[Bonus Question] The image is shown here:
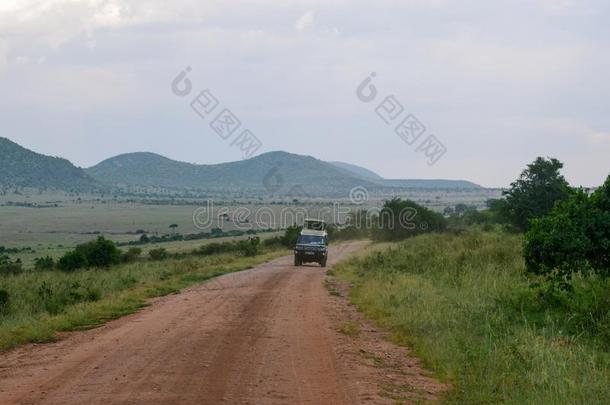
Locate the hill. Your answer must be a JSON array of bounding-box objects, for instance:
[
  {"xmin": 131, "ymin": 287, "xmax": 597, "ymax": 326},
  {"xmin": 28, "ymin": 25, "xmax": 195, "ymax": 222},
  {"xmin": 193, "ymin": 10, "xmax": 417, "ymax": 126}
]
[
  {"xmin": 381, "ymin": 179, "xmax": 481, "ymax": 190},
  {"xmin": 329, "ymin": 161, "xmax": 384, "ymax": 181},
  {"xmin": 86, "ymin": 151, "xmax": 381, "ymax": 196},
  {"xmin": 0, "ymin": 138, "xmax": 102, "ymax": 192}
]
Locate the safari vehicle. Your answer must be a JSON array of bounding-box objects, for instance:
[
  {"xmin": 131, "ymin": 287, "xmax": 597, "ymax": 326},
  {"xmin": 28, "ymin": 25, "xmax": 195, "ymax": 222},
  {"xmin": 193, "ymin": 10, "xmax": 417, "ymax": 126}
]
[{"xmin": 294, "ymin": 219, "xmax": 328, "ymax": 267}]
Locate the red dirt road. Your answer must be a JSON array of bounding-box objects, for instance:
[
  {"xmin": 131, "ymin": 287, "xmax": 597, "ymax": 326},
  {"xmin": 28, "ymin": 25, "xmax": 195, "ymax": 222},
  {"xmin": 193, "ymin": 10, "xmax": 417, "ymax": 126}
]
[{"xmin": 0, "ymin": 243, "xmax": 444, "ymax": 404}]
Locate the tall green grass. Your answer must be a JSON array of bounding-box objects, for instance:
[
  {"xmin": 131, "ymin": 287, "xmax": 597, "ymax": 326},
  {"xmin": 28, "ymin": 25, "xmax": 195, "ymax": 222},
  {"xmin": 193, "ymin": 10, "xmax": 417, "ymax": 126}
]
[
  {"xmin": 0, "ymin": 248, "xmax": 287, "ymax": 351},
  {"xmin": 333, "ymin": 229, "xmax": 610, "ymax": 404}
]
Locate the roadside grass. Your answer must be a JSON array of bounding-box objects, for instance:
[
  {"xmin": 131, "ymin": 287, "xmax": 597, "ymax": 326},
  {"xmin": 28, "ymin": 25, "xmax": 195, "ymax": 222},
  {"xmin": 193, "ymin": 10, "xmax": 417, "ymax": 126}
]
[
  {"xmin": 333, "ymin": 229, "xmax": 610, "ymax": 404},
  {"xmin": 0, "ymin": 247, "xmax": 288, "ymax": 352}
]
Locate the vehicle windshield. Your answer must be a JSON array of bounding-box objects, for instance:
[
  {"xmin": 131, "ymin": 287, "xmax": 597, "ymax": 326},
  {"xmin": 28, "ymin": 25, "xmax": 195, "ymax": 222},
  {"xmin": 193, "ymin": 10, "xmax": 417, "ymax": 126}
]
[{"xmin": 297, "ymin": 235, "xmax": 326, "ymax": 245}]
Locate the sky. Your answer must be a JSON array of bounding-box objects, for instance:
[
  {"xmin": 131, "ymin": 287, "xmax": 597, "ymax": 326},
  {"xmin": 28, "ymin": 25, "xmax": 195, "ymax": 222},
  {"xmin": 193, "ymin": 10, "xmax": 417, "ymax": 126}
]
[{"xmin": 1, "ymin": 0, "xmax": 609, "ymax": 188}]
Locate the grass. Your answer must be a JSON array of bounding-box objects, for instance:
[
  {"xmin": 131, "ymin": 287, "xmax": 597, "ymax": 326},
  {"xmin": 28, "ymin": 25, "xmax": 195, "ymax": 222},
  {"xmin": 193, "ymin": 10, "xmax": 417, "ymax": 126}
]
[
  {"xmin": 338, "ymin": 320, "xmax": 361, "ymax": 338},
  {"xmin": 333, "ymin": 229, "xmax": 610, "ymax": 404},
  {"xmin": 0, "ymin": 247, "xmax": 288, "ymax": 352}
]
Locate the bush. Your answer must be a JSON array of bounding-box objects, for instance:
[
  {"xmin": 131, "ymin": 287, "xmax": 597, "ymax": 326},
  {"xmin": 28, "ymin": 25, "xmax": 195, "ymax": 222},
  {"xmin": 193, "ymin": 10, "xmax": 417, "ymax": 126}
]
[
  {"xmin": 281, "ymin": 225, "xmax": 302, "ymax": 247},
  {"xmin": 524, "ymin": 175, "xmax": 610, "ymax": 287},
  {"xmin": 0, "ymin": 256, "xmax": 23, "ymax": 275},
  {"xmin": 57, "ymin": 251, "xmax": 87, "ymax": 271},
  {"xmin": 195, "ymin": 241, "xmax": 237, "ymax": 255},
  {"xmin": 149, "ymin": 247, "xmax": 168, "ymax": 261},
  {"xmin": 57, "ymin": 236, "xmax": 121, "ymax": 271},
  {"xmin": 0, "ymin": 289, "xmax": 9, "ymax": 315},
  {"xmin": 121, "ymin": 247, "xmax": 142, "ymax": 263},
  {"xmin": 34, "ymin": 256, "xmax": 55, "ymax": 271},
  {"xmin": 238, "ymin": 237, "xmax": 260, "ymax": 257},
  {"xmin": 372, "ymin": 198, "xmax": 446, "ymax": 241}
]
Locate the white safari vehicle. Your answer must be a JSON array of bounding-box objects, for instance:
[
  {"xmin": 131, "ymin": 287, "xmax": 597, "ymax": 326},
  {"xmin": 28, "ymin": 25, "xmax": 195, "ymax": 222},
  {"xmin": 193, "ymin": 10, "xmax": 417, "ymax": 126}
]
[{"xmin": 294, "ymin": 219, "xmax": 328, "ymax": 267}]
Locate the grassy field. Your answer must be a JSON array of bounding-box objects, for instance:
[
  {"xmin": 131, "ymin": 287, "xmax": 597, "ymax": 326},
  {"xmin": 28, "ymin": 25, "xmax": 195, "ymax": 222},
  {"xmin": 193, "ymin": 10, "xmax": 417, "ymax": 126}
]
[
  {"xmin": 0, "ymin": 246, "xmax": 289, "ymax": 352},
  {"xmin": 332, "ymin": 229, "xmax": 610, "ymax": 404},
  {"xmin": 8, "ymin": 231, "xmax": 283, "ymax": 269},
  {"xmin": 0, "ymin": 189, "xmax": 501, "ymax": 249}
]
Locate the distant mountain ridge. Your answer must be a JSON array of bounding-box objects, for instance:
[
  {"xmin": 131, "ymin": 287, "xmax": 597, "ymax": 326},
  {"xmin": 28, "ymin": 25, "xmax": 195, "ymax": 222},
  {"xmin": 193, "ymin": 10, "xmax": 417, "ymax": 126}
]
[
  {"xmin": 0, "ymin": 138, "xmax": 102, "ymax": 191},
  {"xmin": 0, "ymin": 137, "xmax": 482, "ymax": 194},
  {"xmin": 85, "ymin": 151, "xmax": 382, "ymax": 196},
  {"xmin": 329, "ymin": 161, "xmax": 384, "ymax": 181}
]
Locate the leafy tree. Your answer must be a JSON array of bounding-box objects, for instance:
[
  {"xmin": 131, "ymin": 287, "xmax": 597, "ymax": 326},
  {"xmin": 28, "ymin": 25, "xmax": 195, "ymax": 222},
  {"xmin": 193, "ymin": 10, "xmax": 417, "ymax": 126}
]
[
  {"xmin": 58, "ymin": 250, "xmax": 87, "ymax": 271},
  {"xmin": 281, "ymin": 225, "xmax": 302, "ymax": 247},
  {"xmin": 524, "ymin": 175, "xmax": 610, "ymax": 288},
  {"xmin": 169, "ymin": 224, "xmax": 178, "ymax": 234},
  {"xmin": 57, "ymin": 236, "xmax": 121, "ymax": 271},
  {"xmin": 373, "ymin": 198, "xmax": 446, "ymax": 241},
  {"xmin": 503, "ymin": 157, "xmax": 572, "ymax": 231}
]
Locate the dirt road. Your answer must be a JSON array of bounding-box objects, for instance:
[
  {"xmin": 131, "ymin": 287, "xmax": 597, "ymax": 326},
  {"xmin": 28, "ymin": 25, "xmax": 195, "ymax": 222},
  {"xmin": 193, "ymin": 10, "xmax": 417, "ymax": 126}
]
[{"xmin": 0, "ymin": 243, "xmax": 444, "ymax": 404}]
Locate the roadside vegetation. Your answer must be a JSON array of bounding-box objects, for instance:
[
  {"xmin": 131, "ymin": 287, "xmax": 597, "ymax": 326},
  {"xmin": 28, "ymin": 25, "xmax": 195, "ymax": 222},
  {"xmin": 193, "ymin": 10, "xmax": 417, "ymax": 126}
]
[
  {"xmin": 333, "ymin": 230, "xmax": 609, "ymax": 403},
  {"xmin": 330, "ymin": 157, "xmax": 609, "ymax": 403}
]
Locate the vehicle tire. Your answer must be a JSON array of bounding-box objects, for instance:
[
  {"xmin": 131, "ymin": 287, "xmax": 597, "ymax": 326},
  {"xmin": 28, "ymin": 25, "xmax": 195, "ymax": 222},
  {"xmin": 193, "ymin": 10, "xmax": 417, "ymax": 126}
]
[
  {"xmin": 321, "ymin": 258, "xmax": 327, "ymax": 268},
  {"xmin": 294, "ymin": 256, "xmax": 301, "ymax": 266}
]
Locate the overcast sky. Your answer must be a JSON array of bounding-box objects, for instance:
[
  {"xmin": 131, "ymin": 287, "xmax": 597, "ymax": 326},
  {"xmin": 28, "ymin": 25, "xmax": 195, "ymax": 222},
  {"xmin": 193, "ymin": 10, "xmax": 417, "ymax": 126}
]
[{"xmin": 1, "ymin": 0, "xmax": 609, "ymax": 187}]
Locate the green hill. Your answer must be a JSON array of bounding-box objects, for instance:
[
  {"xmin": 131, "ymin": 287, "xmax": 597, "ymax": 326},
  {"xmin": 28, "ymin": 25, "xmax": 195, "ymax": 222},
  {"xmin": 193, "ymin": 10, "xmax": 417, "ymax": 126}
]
[
  {"xmin": 381, "ymin": 179, "xmax": 481, "ymax": 189},
  {"xmin": 329, "ymin": 161, "xmax": 384, "ymax": 181},
  {"xmin": 0, "ymin": 138, "xmax": 102, "ymax": 192},
  {"xmin": 86, "ymin": 151, "xmax": 381, "ymax": 196}
]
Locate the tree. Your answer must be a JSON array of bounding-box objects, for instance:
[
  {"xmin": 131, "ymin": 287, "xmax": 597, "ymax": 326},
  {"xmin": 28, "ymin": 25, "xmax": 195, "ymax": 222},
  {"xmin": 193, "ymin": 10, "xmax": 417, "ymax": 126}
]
[
  {"xmin": 281, "ymin": 225, "xmax": 302, "ymax": 247},
  {"xmin": 169, "ymin": 224, "xmax": 178, "ymax": 234},
  {"xmin": 57, "ymin": 236, "xmax": 121, "ymax": 271},
  {"xmin": 373, "ymin": 198, "xmax": 446, "ymax": 241},
  {"xmin": 503, "ymin": 157, "xmax": 572, "ymax": 232},
  {"xmin": 524, "ymin": 175, "xmax": 610, "ymax": 287},
  {"xmin": 58, "ymin": 250, "xmax": 87, "ymax": 271}
]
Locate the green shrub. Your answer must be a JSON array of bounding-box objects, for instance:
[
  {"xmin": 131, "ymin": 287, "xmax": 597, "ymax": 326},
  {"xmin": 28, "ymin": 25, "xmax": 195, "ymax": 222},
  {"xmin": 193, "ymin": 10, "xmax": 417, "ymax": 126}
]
[
  {"xmin": 121, "ymin": 247, "xmax": 142, "ymax": 263},
  {"xmin": 238, "ymin": 237, "xmax": 260, "ymax": 257},
  {"xmin": 34, "ymin": 256, "xmax": 55, "ymax": 271},
  {"xmin": 149, "ymin": 247, "xmax": 168, "ymax": 261},
  {"xmin": 195, "ymin": 241, "xmax": 237, "ymax": 255},
  {"xmin": 524, "ymin": 175, "xmax": 610, "ymax": 288},
  {"xmin": 372, "ymin": 198, "xmax": 446, "ymax": 241},
  {"xmin": 57, "ymin": 250, "xmax": 87, "ymax": 271},
  {"xmin": 0, "ymin": 290, "xmax": 9, "ymax": 315},
  {"xmin": 0, "ymin": 256, "xmax": 23, "ymax": 275},
  {"xmin": 57, "ymin": 236, "xmax": 121, "ymax": 271}
]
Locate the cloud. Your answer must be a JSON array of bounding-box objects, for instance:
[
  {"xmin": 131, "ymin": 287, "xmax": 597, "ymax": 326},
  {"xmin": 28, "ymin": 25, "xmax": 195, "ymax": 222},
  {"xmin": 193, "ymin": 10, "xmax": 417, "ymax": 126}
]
[
  {"xmin": 0, "ymin": 0, "xmax": 608, "ymax": 187},
  {"xmin": 295, "ymin": 10, "xmax": 315, "ymax": 31},
  {"xmin": 587, "ymin": 132, "xmax": 610, "ymax": 144}
]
